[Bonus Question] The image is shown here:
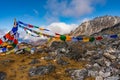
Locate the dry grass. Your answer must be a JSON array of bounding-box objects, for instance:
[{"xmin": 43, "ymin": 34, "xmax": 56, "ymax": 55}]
[{"xmin": 0, "ymin": 52, "xmax": 89, "ymax": 80}]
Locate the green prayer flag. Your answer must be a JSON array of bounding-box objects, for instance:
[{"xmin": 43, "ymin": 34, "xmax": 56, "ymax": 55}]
[
  {"xmin": 89, "ymin": 37, "xmax": 95, "ymax": 42},
  {"xmin": 34, "ymin": 26, "xmax": 39, "ymax": 28},
  {"xmin": 12, "ymin": 43, "xmax": 16, "ymax": 48},
  {"xmin": 60, "ymin": 35, "xmax": 66, "ymax": 41}
]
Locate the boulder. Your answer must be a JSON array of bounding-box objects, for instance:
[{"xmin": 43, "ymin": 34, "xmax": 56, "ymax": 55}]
[
  {"xmin": 29, "ymin": 64, "xmax": 56, "ymax": 76},
  {"xmin": 0, "ymin": 72, "xmax": 6, "ymax": 80}
]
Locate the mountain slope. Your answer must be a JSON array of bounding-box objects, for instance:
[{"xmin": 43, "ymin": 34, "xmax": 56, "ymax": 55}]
[{"xmin": 70, "ymin": 15, "xmax": 120, "ymax": 36}]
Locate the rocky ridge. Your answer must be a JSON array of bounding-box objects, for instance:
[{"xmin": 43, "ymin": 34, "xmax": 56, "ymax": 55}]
[{"xmin": 70, "ymin": 15, "xmax": 120, "ymax": 36}]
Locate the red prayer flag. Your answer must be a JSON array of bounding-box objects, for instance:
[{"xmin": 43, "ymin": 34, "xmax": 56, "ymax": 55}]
[
  {"xmin": 24, "ymin": 27, "xmax": 27, "ymax": 30},
  {"xmin": 28, "ymin": 24, "xmax": 34, "ymax": 28},
  {"xmin": 0, "ymin": 39, "xmax": 3, "ymax": 45},
  {"xmin": 5, "ymin": 33, "xmax": 14, "ymax": 41},
  {"xmin": 96, "ymin": 36, "xmax": 103, "ymax": 40},
  {"xmin": 13, "ymin": 39, "xmax": 18, "ymax": 44},
  {"xmin": 55, "ymin": 33, "xmax": 60, "ymax": 35}
]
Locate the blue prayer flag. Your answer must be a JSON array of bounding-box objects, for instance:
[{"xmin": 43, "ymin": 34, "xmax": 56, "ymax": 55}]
[
  {"xmin": 110, "ymin": 34, "xmax": 118, "ymax": 38},
  {"xmin": 76, "ymin": 37, "xmax": 83, "ymax": 41},
  {"xmin": 2, "ymin": 48, "xmax": 7, "ymax": 52}
]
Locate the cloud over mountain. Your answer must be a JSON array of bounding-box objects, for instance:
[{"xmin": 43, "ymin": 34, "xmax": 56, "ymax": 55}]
[{"xmin": 45, "ymin": 0, "xmax": 105, "ymax": 18}]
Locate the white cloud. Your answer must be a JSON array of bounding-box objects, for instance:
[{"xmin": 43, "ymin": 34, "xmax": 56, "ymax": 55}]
[
  {"xmin": 45, "ymin": 0, "xmax": 105, "ymax": 18},
  {"xmin": 47, "ymin": 22, "xmax": 78, "ymax": 34}
]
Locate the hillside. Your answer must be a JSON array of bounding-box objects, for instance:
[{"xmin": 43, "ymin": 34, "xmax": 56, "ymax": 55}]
[{"xmin": 0, "ymin": 15, "xmax": 120, "ymax": 80}]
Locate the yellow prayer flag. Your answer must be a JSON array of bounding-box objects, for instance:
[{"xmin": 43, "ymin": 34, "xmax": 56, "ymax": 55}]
[
  {"xmin": 83, "ymin": 37, "xmax": 89, "ymax": 42},
  {"xmin": 1, "ymin": 42, "xmax": 8, "ymax": 47},
  {"xmin": 54, "ymin": 35, "xmax": 60, "ymax": 40},
  {"xmin": 39, "ymin": 28, "xmax": 44, "ymax": 30},
  {"xmin": 66, "ymin": 36, "xmax": 72, "ymax": 41},
  {"xmin": 7, "ymin": 45, "xmax": 13, "ymax": 48},
  {"xmin": 39, "ymin": 32, "xmax": 42, "ymax": 36},
  {"xmin": 47, "ymin": 38, "xmax": 52, "ymax": 43}
]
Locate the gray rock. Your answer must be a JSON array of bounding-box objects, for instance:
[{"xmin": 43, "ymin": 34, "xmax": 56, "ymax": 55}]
[
  {"xmin": 71, "ymin": 69, "xmax": 88, "ymax": 80},
  {"xmin": 48, "ymin": 52, "xmax": 57, "ymax": 56},
  {"xmin": 56, "ymin": 48, "xmax": 68, "ymax": 54},
  {"xmin": 104, "ymin": 61, "xmax": 111, "ymax": 67},
  {"xmin": 50, "ymin": 41, "xmax": 68, "ymax": 50},
  {"xmin": 36, "ymin": 48, "xmax": 44, "ymax": 53},
  {"xmin": 0, "ymin": 72, "xmax": 6, "ymax": 80},
  {"xmin": 85, "ymin": 50, "xmax": 96, "ymax": 56},
  {"xmin": 44, "ymin": 56, "xmax": 54, "ymax": 61},
  {"xmin": 65, "ymin": 52, "xmax": 83, "ymax": 61},
  {"xmin": 91, "ymin": 54, "xmax": 102, "ymax": 60},
  {"xmin": 15, "ymin": 49, "xmax": 25, "ymax": 54},
  {"xmin": 88, "ymin": 70, "xmax": 99, "ymax": 77},
  {"xmin": 104, "ymin": 76, "xmax": 120, "ymax": 80},
  {"xmin": 95, "ymin": 76, "xmax": 103, "ymax": 80},
  {"xmin": 99, "ymin": 71, "xmax": 111, "ymax": 78},
  {"xmin": 93, "ymin": 63, "xmax": 101, "ymax": 68},
  {"xmin": 103, "ymin": 53, "xmax": 116, "ymax": 60},
  {"xmin": 55, "ymin": 53, "xmax": 64, "ymax": 60},
  {"xmin": 95, "ymin": 58, "xmax": 106, "ymax": 67},
  {"xmin": 29, "ymin": 64, "xmax": 56, "ymax": 76},
  {"xmin": 65, "ymin": 68, "xmax": 77, "ymax": 76},
  {"xmin": 57, "ymin": 58, "xmax": 69, "ymax": 65}
]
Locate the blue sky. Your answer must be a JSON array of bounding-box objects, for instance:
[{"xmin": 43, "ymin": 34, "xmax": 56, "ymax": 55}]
[{"xmin": 0, "ymin": 0, "xmax": 120, "ymax": 38}]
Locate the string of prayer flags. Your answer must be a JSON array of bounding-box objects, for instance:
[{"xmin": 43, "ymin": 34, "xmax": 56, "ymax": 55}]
[
  {"xmin": 18, "ymin": 21, "xmax": 27, "ymax": 26},
  {"xmin": 19, "ymin": 25, "xmax": 53, "ymax": 38},
  {"xmin": 18, "ymin": 21, "xmax": 50, "ymax": 32},
  {"xmin": 25, "ymin": 30, "xmax": 39, "ymax": 37},
  {"xmin": 18, "ymin": 21, "xmax": 120, "ymax": 44},
  {"xmin": 0, "ymin": 19, "xmax": 19, "ymax": 53}
]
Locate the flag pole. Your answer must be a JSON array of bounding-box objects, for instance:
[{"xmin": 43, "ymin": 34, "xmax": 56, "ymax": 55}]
[{"xmin": 14, "ymin": 18, "xmax": 16, "ymax": 27}]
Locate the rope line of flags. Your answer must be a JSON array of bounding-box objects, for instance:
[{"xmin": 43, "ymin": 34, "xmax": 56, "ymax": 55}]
[
  {"xmin": 0, "ymin": 19, "xmax": 120, "ymax": 53},
  {"xmin": 18, "ymin": 21, "xmax": 120, "ymax": 42}
]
